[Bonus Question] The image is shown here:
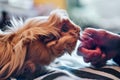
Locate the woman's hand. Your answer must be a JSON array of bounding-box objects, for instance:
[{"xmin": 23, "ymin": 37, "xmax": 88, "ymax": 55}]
[{"xmin": 77, "ymin": 28, "xmax": 120, "ymax": 67}]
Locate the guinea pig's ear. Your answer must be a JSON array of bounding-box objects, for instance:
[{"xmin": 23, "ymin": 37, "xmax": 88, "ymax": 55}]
[
  {"xmin": 40, "ymin": 34, "xmax": 56, "ymax": 43},
  {"xmin": 48, "ymin": 9, "xmax": 69, "ymax": 25}
]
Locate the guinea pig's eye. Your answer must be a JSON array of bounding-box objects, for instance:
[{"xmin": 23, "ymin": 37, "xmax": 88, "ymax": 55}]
[{"xmin": 61, "ymin": 24, "xmax": 69, "ymax": 32}]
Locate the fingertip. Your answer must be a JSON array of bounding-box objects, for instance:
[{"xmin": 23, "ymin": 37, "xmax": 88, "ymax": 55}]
[
  {"xmin": 84, "ymin": 28, "xmax": 96, "ymax": 32},
  {"xmin": 95, "ymin": 47, "xmax": 102, "ymax": 53},
  {"xmin": 84, "ymin": 28, "xmax": 97, "ymax": 36}
]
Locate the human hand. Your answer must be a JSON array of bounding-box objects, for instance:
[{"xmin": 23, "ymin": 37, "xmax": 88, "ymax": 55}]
[{"xmin": 77, "ymin": 28, "xmax": 120, "ymax": 67}]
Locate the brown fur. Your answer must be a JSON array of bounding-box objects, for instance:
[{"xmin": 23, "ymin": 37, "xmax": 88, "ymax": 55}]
[{"xmin": 0, "ymin": 9, "xmax": 80, "ymax": 79}]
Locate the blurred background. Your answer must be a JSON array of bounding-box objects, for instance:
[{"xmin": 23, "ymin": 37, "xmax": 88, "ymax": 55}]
[{"xmin": 0, "ymin": 0, "xmax": 120, "ymax": 33}]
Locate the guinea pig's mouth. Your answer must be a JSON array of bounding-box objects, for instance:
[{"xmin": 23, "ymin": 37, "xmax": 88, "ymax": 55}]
[{"xmin": 65, "ymin": 41, "xmax": 77, "ymax": 55}]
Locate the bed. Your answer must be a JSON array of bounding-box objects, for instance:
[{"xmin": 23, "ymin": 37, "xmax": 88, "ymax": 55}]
[
  {"xmin": 30, "ymin": 54, "xmax": 119, "ymax": 80},
  {"xmin": 13, "ymin": 42, "xmax": 120, "ymax": 80}
]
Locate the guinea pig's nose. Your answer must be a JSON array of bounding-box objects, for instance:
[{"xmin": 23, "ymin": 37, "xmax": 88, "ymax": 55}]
[
  {"xmin": 75, "ymin": 26, "xmax": 80, "ymax": 33},
  {"xmin": 69, "ymin": 31, "xmax": 80, "ymax": 38},
  {"xmin": 75, "ymin": 27, "xmax": 80, "ymax": 35}
]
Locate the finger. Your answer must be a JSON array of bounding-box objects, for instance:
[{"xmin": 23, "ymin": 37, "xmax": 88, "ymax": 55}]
[
  {"xmin": 91, "ymin": 61, "xmax": 106, "ymax": 67},
  {"xmin": 88, "ymin": 48, "xmax": 104, "ymax": 63},
  {"xmin": 91, "ymin": 53, "xmax": 107, "ymax": 66},
  {"xmin": 77, "ymin": 47, "xmax": 90, "ymax": 57},
  {"xmin": 78, "ymin": 47, "xmax": 102, "ymax": 58},
  {"xmin": 92, "ymin": 47, "xmax": 102, "ymax": 57},
  {"xmin": 91, "ymin": 56, "xmax": 103, "ymax": 65},
  {"xmin": 84, "ymin": 28, "xmax": 97, "ymax": 35},
  {"xmin": 80, "ymin": 32, "xmax": 93, "ymax": 41},
  {"xmin": 78, "ymin": 47, "xmax": 103, "ymax": 64}
]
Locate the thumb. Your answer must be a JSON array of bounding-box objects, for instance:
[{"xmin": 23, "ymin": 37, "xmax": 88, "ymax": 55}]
[{"xmin": 77, "ymin": 46, "xmax": 102, "ymax": 58}]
